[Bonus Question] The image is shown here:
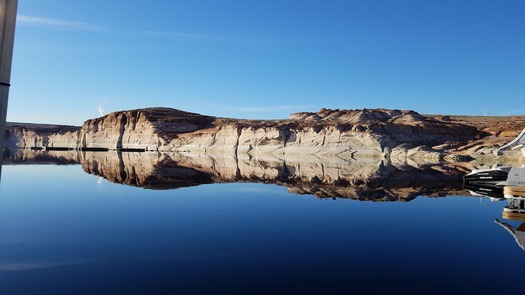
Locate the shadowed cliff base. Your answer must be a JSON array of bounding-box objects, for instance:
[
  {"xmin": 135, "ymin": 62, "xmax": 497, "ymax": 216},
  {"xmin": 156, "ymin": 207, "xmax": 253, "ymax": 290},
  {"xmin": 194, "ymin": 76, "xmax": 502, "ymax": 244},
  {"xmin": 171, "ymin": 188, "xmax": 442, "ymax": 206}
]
[{"xmin": 3, "ymin": 149, "xmax": 471, "ymax": 201}]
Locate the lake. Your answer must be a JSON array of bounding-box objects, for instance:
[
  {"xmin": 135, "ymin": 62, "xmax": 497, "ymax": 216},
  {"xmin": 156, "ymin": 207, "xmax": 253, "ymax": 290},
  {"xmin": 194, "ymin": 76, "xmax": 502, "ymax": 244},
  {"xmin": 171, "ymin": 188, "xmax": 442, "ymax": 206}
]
[{"xmin": 0, "ymin": 150, "xmax": 524, "ymax": 294}]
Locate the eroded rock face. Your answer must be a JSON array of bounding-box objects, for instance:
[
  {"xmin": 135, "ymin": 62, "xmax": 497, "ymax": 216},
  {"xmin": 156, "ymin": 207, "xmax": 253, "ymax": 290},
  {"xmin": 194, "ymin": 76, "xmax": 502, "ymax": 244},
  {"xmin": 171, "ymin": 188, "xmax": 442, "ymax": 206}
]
[
  {"xmin": 5, "ymin": 107, "xmax": 525, "ymax": 163},
  {"xmin": 152, "ymin": 108, "xmax": 487, "ymax": 162},
  {"xmin": 80, "ymin": 110, "xmax": 158, "ymax": 150},
  {"xmin": 5, "ymin": 123, "xmax": 80, "ymax": 149},
  {"xmin": 80, "ymin": 108, "xmax": 215, "ymax": 151}
]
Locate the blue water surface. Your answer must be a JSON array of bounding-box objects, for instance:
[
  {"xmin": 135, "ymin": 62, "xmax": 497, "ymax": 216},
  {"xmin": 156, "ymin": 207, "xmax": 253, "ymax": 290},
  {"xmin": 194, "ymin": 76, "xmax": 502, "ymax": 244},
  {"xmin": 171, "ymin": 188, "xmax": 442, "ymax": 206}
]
[{"xmin": 0, "ymin": 164, "xmax": 523, "ymax": 295}]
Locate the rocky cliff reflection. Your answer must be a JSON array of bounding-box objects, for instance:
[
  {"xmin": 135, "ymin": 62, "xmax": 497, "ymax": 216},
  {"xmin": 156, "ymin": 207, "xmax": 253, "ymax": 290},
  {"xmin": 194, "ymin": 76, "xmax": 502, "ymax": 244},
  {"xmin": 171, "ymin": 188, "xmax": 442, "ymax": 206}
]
[{"xmin": 3, "ymin": 149, "xmax": 469, "ymax": 201}]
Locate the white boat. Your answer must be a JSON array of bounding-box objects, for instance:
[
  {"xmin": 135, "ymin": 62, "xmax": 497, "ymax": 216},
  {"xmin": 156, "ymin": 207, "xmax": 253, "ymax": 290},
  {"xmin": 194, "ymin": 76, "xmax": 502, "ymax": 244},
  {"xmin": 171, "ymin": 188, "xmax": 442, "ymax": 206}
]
[
  {"xmin": 464, "ymin": 166, "xmax": 511, "ymax": 184},
  {"xmin": 464, "ymin": 167, "xmax": 525, "ymax": 199}
]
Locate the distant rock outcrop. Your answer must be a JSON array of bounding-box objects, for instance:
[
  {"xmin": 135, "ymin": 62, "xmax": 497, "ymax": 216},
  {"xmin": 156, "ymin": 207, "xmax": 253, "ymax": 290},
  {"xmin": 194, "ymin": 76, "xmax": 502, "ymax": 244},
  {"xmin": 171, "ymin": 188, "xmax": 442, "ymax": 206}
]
[
  {"xmin": 4, "ymin": 107, "xmax": 525, "ymax": 163},
  {"xmin": 5, "ymin": 122, "xmax": 80, "ymax": 149}
]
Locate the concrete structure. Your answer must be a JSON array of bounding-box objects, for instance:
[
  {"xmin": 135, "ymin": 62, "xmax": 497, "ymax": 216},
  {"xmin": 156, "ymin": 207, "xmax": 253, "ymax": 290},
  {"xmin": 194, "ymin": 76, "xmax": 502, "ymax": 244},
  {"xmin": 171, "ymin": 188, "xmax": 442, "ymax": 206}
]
[
  {"xmin": 0, "ymin": 0, "xmax": 18, "ymax": 155},
  {"xmin": 0, "ymin": 0, "xmax": 17, "ymax": 181}
]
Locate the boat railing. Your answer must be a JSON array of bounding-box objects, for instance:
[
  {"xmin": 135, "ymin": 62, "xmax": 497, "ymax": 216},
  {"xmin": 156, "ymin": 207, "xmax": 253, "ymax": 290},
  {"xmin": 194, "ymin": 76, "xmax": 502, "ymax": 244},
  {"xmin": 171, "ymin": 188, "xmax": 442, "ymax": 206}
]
[{"xmin": 497, "ymin": 127, "xmax": 525, "ymax": 154}]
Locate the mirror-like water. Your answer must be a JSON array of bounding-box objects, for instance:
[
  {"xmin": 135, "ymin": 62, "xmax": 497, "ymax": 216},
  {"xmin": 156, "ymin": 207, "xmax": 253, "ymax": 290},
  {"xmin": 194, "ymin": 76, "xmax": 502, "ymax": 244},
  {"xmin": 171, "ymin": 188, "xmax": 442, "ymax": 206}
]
[{"xmin": 1, "ymin": 151, "xmax": 524, "ymax": 295}]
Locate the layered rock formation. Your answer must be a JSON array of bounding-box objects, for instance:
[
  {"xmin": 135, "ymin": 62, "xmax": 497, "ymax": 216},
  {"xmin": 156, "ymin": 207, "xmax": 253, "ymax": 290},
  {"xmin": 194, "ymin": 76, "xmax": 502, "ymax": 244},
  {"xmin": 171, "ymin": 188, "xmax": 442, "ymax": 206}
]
[
  {"xmin": 167, "ymin": 108, "xmax": 489, "ymax": 161},
  {"xmin": 5, "ymin": 122, "xmax": 80, "ymax": 149},
  {"xmin": 79, "ymin": 108, "xmax": 215, "ymax": 151},
  {"xmin": 4, "ymin": 107, "xmax": 525, "ymax": 163}
]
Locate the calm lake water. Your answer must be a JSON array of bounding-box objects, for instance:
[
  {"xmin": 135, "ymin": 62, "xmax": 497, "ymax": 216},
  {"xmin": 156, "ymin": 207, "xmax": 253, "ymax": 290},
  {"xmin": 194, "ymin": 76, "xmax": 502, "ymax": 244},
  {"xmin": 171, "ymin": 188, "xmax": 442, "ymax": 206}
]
[{"xmin": 1, "ymin": 151, "xmax": 524, "ymax": 294}]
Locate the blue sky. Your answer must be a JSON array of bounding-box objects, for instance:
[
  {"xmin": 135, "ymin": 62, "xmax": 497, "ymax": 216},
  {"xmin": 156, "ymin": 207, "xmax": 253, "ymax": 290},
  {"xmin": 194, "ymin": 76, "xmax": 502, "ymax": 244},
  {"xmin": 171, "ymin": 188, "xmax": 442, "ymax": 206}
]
[{"xmin": 7, "ymin": 0, "xmax": 525, "ymax": 125}]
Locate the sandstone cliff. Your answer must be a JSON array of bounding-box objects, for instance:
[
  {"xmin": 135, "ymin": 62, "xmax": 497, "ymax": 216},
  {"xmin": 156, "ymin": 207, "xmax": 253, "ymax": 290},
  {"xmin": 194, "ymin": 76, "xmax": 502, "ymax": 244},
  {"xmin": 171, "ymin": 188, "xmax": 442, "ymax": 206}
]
[
  {"xmin": 79, "ymin": 108, "xmax": 215, "ymax": 151},
  {"xmin": 167, "ymin": 108, "xmax": 487, "ymax": 161},
  {"xmin": 5, "ymin": 122, "xmax": 80, "ymax": 149},
  {"xmin": 5, "ymin": 107, "xmax": 525, "ymax": 163}
]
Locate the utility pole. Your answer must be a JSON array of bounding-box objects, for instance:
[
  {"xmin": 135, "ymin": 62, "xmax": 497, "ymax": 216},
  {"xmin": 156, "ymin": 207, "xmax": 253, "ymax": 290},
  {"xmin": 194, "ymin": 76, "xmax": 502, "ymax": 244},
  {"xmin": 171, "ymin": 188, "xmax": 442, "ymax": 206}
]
[{"xmin": 0, "ymin": 0, "xmax": 18, "ymax": 159}]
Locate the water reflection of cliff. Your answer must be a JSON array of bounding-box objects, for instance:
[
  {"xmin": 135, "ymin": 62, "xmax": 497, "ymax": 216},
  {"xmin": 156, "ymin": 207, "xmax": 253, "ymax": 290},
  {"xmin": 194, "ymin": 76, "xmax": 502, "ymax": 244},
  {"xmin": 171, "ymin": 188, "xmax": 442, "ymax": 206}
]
[
  {"xmin": 2, "ymin": 148, "xmax": 80, "ymax": 165},
  {"xmin": 3, "ymin": 149, "xmax": 470, "ymax": 201}
]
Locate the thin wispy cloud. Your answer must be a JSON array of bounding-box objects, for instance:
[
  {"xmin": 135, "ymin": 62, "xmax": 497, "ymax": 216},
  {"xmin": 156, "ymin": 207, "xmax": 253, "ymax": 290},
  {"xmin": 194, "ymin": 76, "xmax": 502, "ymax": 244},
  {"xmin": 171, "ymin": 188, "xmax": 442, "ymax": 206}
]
[
  {"xmin": 17, "ymin": 14, "xmax": 273, "ymax": 44},
  {"xmin": 139, "ymin": 29, "xmax": 274, "ymax": 44},
  {"xmin": 17, "ymin": 14, "xmax": 101, "ymax": 30},
  {"xmin": 137, "ymin": 30, "xmax": 246, "ymax": 43}
]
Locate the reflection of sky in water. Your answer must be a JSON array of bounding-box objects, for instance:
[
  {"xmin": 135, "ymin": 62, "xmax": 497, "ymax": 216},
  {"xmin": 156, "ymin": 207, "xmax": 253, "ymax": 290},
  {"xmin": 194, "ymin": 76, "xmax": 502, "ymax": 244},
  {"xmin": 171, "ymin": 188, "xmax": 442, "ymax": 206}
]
[{"xmin": 1, "ymin": 164, "xmax": 525, "ymax": 294}]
